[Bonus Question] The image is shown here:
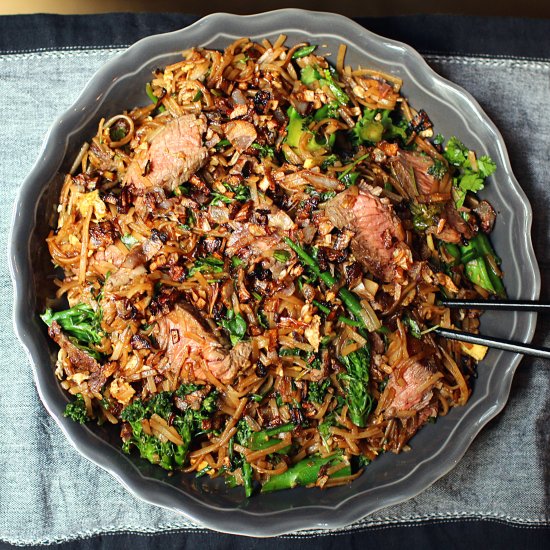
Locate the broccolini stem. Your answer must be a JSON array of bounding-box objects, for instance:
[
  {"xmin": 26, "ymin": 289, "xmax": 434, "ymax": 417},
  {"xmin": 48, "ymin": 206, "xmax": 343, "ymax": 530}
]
[
  {"xmin": 312, "ymin": 300, "xmax": 364, "ymax": 327},
  {"xmin": 261, "ymin": 455, "xmax": 351, "ymax": 493},
  {"xmin": 284, "ymin": 237, "xmax": 368, "ymax": 329}
]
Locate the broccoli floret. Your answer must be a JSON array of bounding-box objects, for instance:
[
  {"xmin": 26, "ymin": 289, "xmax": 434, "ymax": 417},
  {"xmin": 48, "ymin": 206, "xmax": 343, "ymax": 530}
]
[
  {"xmin": 120, "ymin": 387, "xmax": 219, "ymax": 471},
  {"xmin": 120, "ymin": 398, "xmax": 148, "ymax": 423},
  {"xmin": 63, "ymin": 394, "xmax": 89, "ymax": 424},
  {"xmin": 147, "ymin": 391, "xmax": 174, "ymax": 421},
  {"xmin": 338, "ymin": 344, "xmax": 374, "ymax": 428},
  {"xmin": 307, "ymin": 379, "xmax": 330, "ymax": 404}
]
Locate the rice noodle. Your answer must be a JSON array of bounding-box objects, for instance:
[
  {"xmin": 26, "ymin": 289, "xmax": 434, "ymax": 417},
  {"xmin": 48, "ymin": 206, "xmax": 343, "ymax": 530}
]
[{"xmin": 43, "ymin": 35, "xmax": 497, "ymax": 497}]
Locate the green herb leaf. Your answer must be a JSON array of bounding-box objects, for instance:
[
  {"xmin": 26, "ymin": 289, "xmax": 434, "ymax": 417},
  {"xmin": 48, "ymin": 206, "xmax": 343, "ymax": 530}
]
[
  {"xmin": 251, "ymin": 142, "xmax": 275, "ymax": 158},
  {"xmin": 223, "ymin": 181, "xmax": 251, "ymax": 201},
  {"xmin": 427, "ymin": 159, "xmax": 448, "ymax": 180},
  {"xmin": 220, "ymin": 310, "xmax": 248, "ymax": 346},
  {"xmin": 476, "ymin": 155, "xmax": 497, "ymax": 178},
  {"xmin": 215, "ymin": 139, "xmax": 231, "ymax": 150}
]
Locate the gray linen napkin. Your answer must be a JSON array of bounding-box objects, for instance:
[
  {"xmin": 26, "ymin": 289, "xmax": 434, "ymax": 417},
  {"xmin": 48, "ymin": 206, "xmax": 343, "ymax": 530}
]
[{"xmin": 0, "ymin": 48, "xmax": 548, "ymax": 545}]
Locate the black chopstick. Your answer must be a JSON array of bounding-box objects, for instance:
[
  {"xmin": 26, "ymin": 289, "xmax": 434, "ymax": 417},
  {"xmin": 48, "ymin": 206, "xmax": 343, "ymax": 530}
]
[
  {"xmin": 433, "ymin": 327, "xmax": 550, "ymax": 359},
  {"xmin": 439, "ymin": 299, "xmax": 549, "ymax": 312}
]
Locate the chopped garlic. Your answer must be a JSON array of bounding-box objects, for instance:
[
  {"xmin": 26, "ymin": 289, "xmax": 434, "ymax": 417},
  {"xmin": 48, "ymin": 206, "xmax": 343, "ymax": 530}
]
[{"xmin": 304, "ymin": 315, "xmax": 321, "ymax": 352}]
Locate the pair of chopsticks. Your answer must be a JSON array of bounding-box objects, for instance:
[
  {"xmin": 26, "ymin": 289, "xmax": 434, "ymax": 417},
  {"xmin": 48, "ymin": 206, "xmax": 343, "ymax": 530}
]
[{"xmin": 434, "ymin": 300, "xmax": 549, "ymax": 359}]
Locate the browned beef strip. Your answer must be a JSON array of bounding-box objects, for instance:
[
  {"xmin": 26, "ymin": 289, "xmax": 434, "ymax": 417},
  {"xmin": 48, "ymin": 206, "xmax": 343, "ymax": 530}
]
[
  {"xmin": 383, "ymin": 358, "xmax": 436, "ymax": 419},
  {"xmin": 48, "ymin": 321, "xmax": 105, "ymax": 392},
  {"xmin": 154, "ymin": 304, "xmax": 251, "ymax": 384},
  {"xmin": 390, "ymin": 150, "xmax": 440, "ymax": 197},
  {"xmin": 325, "ymin": 187, "xmax": 405, "ymax": 282},
  {"xmin": 124, "ymin": 114, "xmax": 208, "ymax": 193}
]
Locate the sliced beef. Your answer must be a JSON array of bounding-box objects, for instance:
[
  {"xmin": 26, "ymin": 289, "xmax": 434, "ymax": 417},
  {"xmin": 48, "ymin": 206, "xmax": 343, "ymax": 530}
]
[
  {"xmin": 325, "ymin": 187, "xmax": 406, "ymax": 282},
  {"xmin": 155, "ymin": 304, "xmax": 248, "ymax": 383},
  {"xmin": 224, "ymin": 223, "xmax": 280, "ymax": 262},
  {"xmin": 390, "ymin": 151, "xmax": 440, "ymax": 197},
  {"xmin": 121, "ymin": 232, "xmax": 164, "ymax": 269},
  {"xmin": 48, "ymin": 321, "xmax": 105, "ymax": 393},
  {"xmin": 384, "ymin": 359, "xmax": 436, "ymax": 418},
  {"xmin": 89, "ymin": 220, "xmax": 117, "ymax": 248},
  {"xmin": 473, "ymin": 199, "xmax": 496, "ymax": 233},
  {"xmin": 124, "ymin": 114, "xmax": 208, "ymax": 192},
  {"xmin": 442, "ymin": 202, "xmax": 475, "ymax": 241}
]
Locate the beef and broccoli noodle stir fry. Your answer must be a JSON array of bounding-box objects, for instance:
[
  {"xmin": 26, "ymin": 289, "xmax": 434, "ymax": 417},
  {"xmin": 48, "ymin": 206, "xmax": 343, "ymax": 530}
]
[{"xmin": 42, "ymin": 37, "xmax": 504, "ymax": 495}]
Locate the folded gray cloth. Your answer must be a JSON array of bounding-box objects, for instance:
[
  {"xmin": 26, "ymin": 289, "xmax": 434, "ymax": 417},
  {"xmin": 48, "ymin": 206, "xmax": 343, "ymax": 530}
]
[{"xmin": 0, "ymin": 48, "xmax": 548, "ymax": 545}]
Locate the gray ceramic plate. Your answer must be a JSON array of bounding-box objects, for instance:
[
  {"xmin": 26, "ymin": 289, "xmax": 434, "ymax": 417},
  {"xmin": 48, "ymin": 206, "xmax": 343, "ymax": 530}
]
[{"xmin": 9, "ymin": 9, "xmax": 540, "ymax": 537}]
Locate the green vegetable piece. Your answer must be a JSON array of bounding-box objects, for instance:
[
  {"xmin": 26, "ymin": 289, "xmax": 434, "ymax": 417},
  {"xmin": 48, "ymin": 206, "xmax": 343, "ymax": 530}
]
[
  {"xmin": 120, "ymin": 386, "xmax": 218, "ymax": 471},
  {"xmin": 188, "ymin": 256, "xmax": 225, "ymax": 277},
  {"xmin": 403, "ymin": 315, "xmax": 422, "ymax": 339},
  {"xmin": 248, "ymin": 423, "xmax": 295, "ymax": 450},
  {"xmin": 443, "ymin": 243, "xmax": 461, "ymax": 264},
  {"xmin": 285, "ymin": 106, "xmax": 305, "ymax": 148},
  {"xmin": 121, "ymin": 233, "xmax": 140, "ymax": 249},
  {"xmin": 251, "ymin": 142, "xmax": 275, "ymax": 158},
  {"xmin": 359, "ymin": 121, "xmax": 385, "ymax": 143},
  {"xmin": 145, "ymin": 82, "xmax": 166, "ymax": 113},
  {"xmin": 215, "ymin": 138, "xmax": 231, "ymax": 150},
  {"xmin": 242, "ymin": 460, "xmax": 254, "ymax": 498},
  {"xmin": 147, "ymin": 391, "xmax": 175, "ymax": 421},
  {"xmin": 463, "ymin": 234, "xmax": 506, "ymax": 298},
  {"xmin": 314, "ymin": 102, "xmax": 339, "ymax": 121},
  {"xmin": 63, "ymin": 394, "xmax": 89, "ymax": 424},
  {"xmin": 192, "ymin": 90, "xmax": 203, "ymax": 102},
  {"xmin": 312, "ymin": 300, "xmax": 331, "ymax": 315},
  {"xmin": 145, "ymin": 82, "xmax": 158, "ymax": 104},
  {"xmin": 338, "ymin": 345, "xmax": 373, "ymax": 428},
  {"xmin": 300, "ymin": 64, "xmax": 321, "ymax": 85},
  {"xmin": 273, "ymin": 249, "xmax": 291, "ymax": 263},
  {"xmin": 110, "ymin": 126, "xmax": 127, "ymax": 142},
  {"xmin": 209, "ymin": 191, "xmax": 233, "ymax": 206},
  {"xmin": 308, "ymin": 379, "xmax": 330, "ymax": 404},
  {"xmin": 221, "ymin": 309, "xmax": 248, "ymax": 346},
  {"xmin": 40, "ymin": 303, "xmax": 102, "ymax": 346},
  {"xmin": 231, "ymin": 256, "xmax": 245, "ymax": 268},
  {"xmin": 464, "ymin": 257, "xmax": 496, "ymax": 294},
  {"xmin": 353, "ymin": 108, "xmax": 407, "ymax": 144},
  {"xmin": 338, "ymin": 316, "xmax": 363, "ymax": 328},
  {"xmin": 284, "ymin": 106, "xmax": 327, "ymax": 153},
  {"xmin": 292, "ymin": 45, "xmax": 317, "ymax": 59},
  {"xmin": 320, "ymin": 69, "xmax": 349, "ymax": 106},
  {"xmin": 340, "ymin": 171, "xmax": 360, "ymax": 188},
  {"xmin": 283, "ymin": 237, "xmax": 370, "ymax": 329},
  {"xmin": 261, "ymin": 455, "xmax": 351, "ymax": 493}
]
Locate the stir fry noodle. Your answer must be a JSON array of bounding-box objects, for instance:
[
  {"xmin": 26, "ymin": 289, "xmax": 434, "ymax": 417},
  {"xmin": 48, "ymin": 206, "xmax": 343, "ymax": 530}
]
[{"xmin": 42, "ymin": 37, "xmax": 503, "ymax": 495}]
